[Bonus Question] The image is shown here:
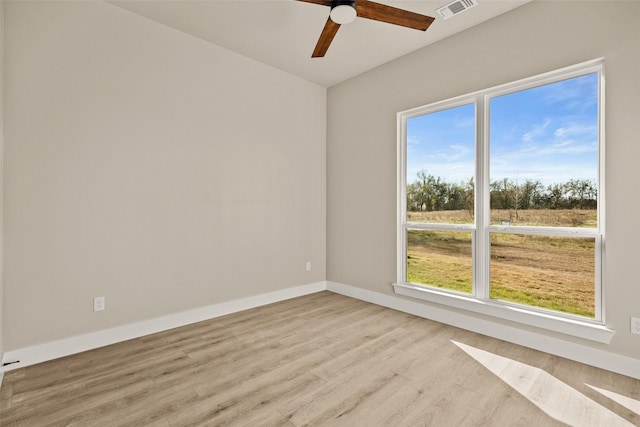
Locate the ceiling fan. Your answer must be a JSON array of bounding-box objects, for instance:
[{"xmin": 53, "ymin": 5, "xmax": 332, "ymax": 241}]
[{"xmin": 297, "ymin": 0, "xmax": 435, "ymax": 58}]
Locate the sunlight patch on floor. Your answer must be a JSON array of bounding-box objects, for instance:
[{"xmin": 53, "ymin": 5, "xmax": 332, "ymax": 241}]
[
  {"xmin": 452, "ymin": 341, "xmax": 633, "ymax": 426},
  {"xmin": 586, "ymin": 384, "xmax": 640, "ymax": 416}
]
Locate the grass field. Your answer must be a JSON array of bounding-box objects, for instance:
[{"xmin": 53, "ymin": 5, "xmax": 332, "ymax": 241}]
[{"xmin": 407, "ymin": 209, "xmax": 597, "ymax": 317}]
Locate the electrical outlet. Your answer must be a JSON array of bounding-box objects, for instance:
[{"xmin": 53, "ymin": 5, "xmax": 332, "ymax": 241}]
[
  {"xmin": 631, "ymin": 317, "xmax": 640, "ymax": 335},
  {"xmin": 94, "ymin": 296, "xmax": 105, "ymax": 312},
  {"xmin": 306, "ymin": 261, "xmax": 311, "ymax": 272}
]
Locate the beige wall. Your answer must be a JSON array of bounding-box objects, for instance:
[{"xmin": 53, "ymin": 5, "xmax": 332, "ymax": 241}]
[
  {"xmin": 327, "ymin": 1, "xmax": 640, "ymax": 359},
  {"xmin": 3, "ymin": 1, "xmax": 326, "ymax": 350},
  {"xmin": 0, "ymin": 0, "xmax": 4, "ymax": 364}
]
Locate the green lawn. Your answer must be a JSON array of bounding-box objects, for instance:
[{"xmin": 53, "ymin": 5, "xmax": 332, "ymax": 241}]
[{"xmin": 406, "ymin": 210, "xmax": 596, "ymax": 317}]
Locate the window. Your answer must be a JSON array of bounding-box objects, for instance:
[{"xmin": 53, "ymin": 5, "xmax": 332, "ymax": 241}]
[{"xmin": 395, "ymin": 59, "xmax": 610, "ymax": 341}]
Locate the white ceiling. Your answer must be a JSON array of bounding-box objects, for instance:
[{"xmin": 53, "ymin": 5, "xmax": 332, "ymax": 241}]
[{"xmin": 109, "ymin": 0, "xmax": 532, "ymax": 87}]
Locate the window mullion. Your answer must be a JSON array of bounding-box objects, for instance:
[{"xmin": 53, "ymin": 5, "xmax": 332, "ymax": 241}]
[{"xmin": 475, "ymin": 94, "xmax": 490, "ymax": 300}]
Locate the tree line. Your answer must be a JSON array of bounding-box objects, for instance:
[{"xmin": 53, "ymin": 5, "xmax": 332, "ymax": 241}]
[{"xmin": 408, "ymin": 170, "xmax": 597, "ymax": 213}]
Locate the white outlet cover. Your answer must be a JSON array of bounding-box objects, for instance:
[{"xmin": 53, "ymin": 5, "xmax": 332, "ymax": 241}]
[{"xmin": 94, "ymin": 296, "xmax": 105, "ymax": 312}]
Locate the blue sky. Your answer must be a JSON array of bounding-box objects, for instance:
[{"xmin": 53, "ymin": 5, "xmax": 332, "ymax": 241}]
[{"xmin": 406, "ymin": 73, "xmax": 599, "ymax": 187}]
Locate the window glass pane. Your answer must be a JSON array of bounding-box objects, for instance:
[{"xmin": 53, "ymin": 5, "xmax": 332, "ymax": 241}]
[
  {"xmin": 489, "ymin": 233, "xmax": 596, "ymax": 317},
  {"xmin": 407, "ymin": 229, "xmax": 472, "ymax": 294},
  {"xmin": 489, "ymin": 73, "xmax": 599, "ymax": 227},
  {"xmin": 406, "ymin": 103, "xmax": 475, "ymax": 224}
]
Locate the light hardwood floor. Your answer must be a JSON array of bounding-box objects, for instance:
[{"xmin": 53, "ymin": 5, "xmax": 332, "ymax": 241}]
[{"xmin": 1, "ymin": 291, "xmax": 639, "ymax": 426}]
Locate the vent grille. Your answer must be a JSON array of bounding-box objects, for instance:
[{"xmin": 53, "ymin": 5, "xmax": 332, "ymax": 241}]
[{"xmin": 437, "ymin": 0, "xmax": 478, "ymax": 20}]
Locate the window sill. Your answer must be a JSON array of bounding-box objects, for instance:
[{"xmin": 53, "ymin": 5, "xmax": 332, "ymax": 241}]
[{"xmin": 392, "ymin": 282, "xmax": 615, "ymax": 344}]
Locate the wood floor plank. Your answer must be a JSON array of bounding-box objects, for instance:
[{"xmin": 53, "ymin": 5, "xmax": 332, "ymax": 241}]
[
  {"xmin": 2, "ymin": 291, "xmax": 640, "ymax": 426},
  {"xmin": 170, "ymin": 371, "xmax": 324, "ymax": 426}
]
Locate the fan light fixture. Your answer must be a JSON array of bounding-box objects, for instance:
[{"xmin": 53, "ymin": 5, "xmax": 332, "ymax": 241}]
[
  {"xmin": 330, "ymin": 1, "xmax": 357, "ymax": 24},
  {"xmin": 298, "ymin": 0, "xmax": 434, "ymax": 58}
]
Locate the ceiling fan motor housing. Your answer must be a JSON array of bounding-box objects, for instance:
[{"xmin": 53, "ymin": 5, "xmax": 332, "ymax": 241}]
[{"xmin": 330, "ymin": 0, "xmax": 357, "ymax": 24}]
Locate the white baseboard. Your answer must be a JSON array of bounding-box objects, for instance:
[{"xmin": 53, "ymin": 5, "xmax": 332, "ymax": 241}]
[
  {"xmin": 1, "ymin": 281, "xmax": 327, "ymax": 372},
  {"xmin": 3, "ymin": 280, "xmax": 638, "ymax": 381},
  {"xmin": 327, "ymin": 281, "xmax": 640, "ymax": 380}
]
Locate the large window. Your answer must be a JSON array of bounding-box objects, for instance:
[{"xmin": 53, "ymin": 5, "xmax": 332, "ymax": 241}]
[{"xmin": 396, "ymin": 59, "xmax": 608, "ymax": 340}]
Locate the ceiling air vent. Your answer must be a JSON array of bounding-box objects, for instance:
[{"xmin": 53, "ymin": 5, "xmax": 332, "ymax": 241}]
[{"xmin": 437, "ymin": 0, "xmax": 478, "ymax": 20}]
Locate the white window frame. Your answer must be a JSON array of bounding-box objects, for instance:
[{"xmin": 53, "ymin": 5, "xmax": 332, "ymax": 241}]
[{"xmin": 394, "ymin": 58, "xmax": 613, "ymax": 343}]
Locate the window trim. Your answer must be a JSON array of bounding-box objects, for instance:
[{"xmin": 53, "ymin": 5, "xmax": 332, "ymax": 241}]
[{"xmin": 394, "ymin": 58, "xmax": 613, "ymax": 343}]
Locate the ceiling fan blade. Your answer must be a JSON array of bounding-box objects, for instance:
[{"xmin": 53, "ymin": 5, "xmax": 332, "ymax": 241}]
[
  {"xmin": 312, "ymin": 17, "xmax": 341, "ymax": 57},
  {"xmin": 296, "ymin": 0, "xmax": 332, "ymax": 6},
  {"xmin": 356, "ymin": 1, "xmax": 435, "ymax": 31}
]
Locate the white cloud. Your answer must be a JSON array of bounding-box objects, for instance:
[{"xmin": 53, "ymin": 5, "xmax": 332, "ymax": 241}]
[
  {"xmin": 554, "ymin": 122, "xmax": 597, "ymax": 138},
  {"xmin": 522, "ymin": 118, "xmax": 551, "ymax": 144},
  {"xmin": 444, "ymin": 143, "xmax": 472, "ymax": 161},
  {"xmin": 455, "ymin": 115, "xmax": 475, "ymax": 129}
]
